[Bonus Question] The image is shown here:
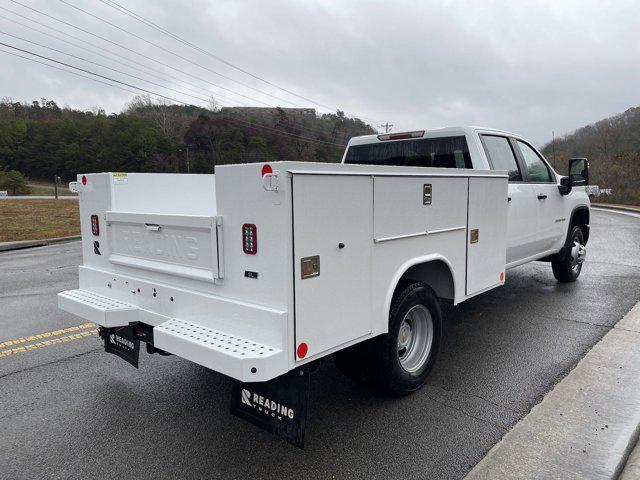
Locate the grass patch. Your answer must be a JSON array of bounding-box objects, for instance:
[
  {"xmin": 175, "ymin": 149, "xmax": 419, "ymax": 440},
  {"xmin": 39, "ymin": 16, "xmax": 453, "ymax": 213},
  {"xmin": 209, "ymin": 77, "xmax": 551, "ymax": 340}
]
[
  {"xmin": 0, "ymin": 199, "xmax": 80, "ymax": 242},
  {"xmin": 27, "ymin": 181, "xmax": 76, "ymax": 197}
]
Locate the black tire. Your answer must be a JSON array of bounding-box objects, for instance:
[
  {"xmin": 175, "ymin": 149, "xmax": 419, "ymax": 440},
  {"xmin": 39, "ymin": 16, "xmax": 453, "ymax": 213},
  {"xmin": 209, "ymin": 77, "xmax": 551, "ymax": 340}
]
[
  {"xmin": 552, "ymin": 225, "xmax": 586, "ymax": 283},
  {"xmin": 375, "ymin": 282, "xmax": 443, "ymax": 395}
]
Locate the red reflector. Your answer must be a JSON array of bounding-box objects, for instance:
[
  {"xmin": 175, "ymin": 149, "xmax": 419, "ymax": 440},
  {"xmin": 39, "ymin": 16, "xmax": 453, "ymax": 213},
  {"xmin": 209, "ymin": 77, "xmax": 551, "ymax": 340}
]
[
  {"xmin": 261, "ymin": 164, "xmax": 273, "ymax": 177},
  {"xmin": 91, "ymin": 214, "xmax": 99, "ymax": 236},
  {"xmin": 81, "ymin": 175, "xmax": 87, "ymax": 185},
  {"xmin": 242, "ymin": 224, "xmax": 257, "ymax": 254},
  {"xmin": 297, "ymin": 342, "xmax": 308, "ymax": 359},
  {"xmin": 377, "ymin": 130, "xmax": 425, "ymax": 141}
]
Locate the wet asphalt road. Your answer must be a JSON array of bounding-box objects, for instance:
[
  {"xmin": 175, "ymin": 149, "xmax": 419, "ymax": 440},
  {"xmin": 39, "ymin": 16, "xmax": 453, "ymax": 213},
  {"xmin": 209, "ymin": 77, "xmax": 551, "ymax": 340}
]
[{"xmin": 1, "ymin": 209, "xmax": 639, "ymax": 480}]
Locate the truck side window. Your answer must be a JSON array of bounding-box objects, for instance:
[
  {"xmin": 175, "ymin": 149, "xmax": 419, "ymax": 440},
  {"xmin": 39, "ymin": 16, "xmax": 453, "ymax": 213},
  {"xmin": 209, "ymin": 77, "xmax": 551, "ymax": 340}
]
[
  {"xmin": 516, "ymin": 140, "xmax": 553, "ymax": 183},
  {"xmin": 343, "ymin": 136, "xmax": 472, "ymax": 168},
  {"xmin": 481, "ymin": 135, "xmax": 522, "ymax": 181}
]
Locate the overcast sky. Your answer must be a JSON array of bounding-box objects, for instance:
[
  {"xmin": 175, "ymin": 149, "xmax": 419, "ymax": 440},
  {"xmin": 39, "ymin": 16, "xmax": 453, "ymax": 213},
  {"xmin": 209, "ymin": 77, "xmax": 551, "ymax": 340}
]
[{"xmin": 0, "ymin": 0, "xmax": 638, "ymax": 146}]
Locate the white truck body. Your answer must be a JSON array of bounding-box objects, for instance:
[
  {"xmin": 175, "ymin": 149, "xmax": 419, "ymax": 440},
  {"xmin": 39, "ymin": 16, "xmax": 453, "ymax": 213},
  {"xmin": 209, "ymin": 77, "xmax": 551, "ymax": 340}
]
[{"xmin": 59, "ymin": 126, "xmax": 589, "ymax": 385}]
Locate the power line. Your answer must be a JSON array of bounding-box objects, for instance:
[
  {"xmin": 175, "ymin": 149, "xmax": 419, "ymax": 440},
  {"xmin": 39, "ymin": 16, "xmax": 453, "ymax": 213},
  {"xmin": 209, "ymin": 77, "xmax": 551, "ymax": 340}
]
[
  {"xmin": 0, "ymin": 7, "xmax": 249, "ymax": 106},
  {"xmin": 0, "ymin": 10, "xmax": 247, "ymax": 106},
  {"xmin": 0, "ymin": 10, "xmax": 355, "ymax": 140},
  {"xmin": 56, "ymin": 0, "xmax": 305, "ymax": 108},
  {"xmin": 9, "ymin": 0, "xmax": 278, "ymax": 107},
  {"xmin": 0, "ymin": 41, "xmax": 345, "ymax": 148},
  {"xmin": 0, "ymin": 46, "xmax": 139, "ymax": 96},
  {"xmin": 99, "ymin": 0, "xmax": 331, "ymax": 111},
  {"xmin": 6, "ymin": 2, "xmax": 382, "ymax": 131},
  {"xmin": 0, "ymin": 14, "xmax": 350, "ymax": 141},
  {"xmin": 0, "ymin": 40, "xmax": 196, "ymax": 105},
  {"xmin": 0, "ymin": 30, "xmax": 219, "ymax": 106},
  {"xmin": 99, "ymin": 0, "xmax": 386, "ymax": 125}
]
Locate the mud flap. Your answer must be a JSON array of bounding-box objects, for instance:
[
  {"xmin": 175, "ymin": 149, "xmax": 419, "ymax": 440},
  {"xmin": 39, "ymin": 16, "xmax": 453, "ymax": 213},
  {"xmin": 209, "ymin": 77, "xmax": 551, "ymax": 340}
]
[
  {"xmin": 230, "ymin": 369, "xmax": 310, "ymax": 449},
  {"xmin": 100, "ymin": 325, "xmax": 140, "ymax": 368}
]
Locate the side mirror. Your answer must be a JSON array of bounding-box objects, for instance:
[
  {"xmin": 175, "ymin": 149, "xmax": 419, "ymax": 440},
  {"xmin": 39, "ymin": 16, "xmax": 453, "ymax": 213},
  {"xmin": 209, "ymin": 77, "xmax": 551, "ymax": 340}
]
[
  {"xmin": 568, "ymin": 158, "xmax": 589, "ymax": 186},
  {"xmin": 558, "ymin": 176, "xmax": 572, "ymax": 195},
  {"xmin": 559, "ymin": 158, "xmax": 589, "ymax": 195}
]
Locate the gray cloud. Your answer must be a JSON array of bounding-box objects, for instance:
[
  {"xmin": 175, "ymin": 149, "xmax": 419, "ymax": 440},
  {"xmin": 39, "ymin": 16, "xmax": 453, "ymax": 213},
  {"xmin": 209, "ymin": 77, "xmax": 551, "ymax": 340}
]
[{"xmin": 0, "ymin": 0, "xmax": 638, "ymax": 146}]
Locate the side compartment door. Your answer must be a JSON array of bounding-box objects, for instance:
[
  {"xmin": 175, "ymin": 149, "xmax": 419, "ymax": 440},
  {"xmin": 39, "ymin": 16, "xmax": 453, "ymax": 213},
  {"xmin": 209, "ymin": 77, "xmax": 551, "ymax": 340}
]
[
  {"xmin": 292, "ymin": 174, "xmax": 372, "ymax": 361},
  {"xmin": 466, "ymin": 176, "xmax": 508, "ymax": 295}
]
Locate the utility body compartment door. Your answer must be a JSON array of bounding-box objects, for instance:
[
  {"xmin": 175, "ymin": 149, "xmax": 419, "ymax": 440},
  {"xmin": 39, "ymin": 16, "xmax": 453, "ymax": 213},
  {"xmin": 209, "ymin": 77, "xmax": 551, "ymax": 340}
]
[
  {"xmin": 466, "ymin": 176, "xmax": 508, "ymax": 295},
  {"xmin": 292, "ymin": 174, "xmax": 372, "ymax": 361}
]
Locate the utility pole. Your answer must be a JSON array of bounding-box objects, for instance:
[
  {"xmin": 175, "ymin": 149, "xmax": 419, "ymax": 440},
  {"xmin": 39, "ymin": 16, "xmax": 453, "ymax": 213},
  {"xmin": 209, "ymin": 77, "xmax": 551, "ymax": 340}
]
[
  {"xmin": 378, "ymin": 122, "xmax": 394, "ymax": 134},
  {"xmin": 53, "ymin": 174, "xmax": 61, "ymax": 199},
  {"xmin": 552, "ymin": 130, "xmax": 556, "ymax": 171}
]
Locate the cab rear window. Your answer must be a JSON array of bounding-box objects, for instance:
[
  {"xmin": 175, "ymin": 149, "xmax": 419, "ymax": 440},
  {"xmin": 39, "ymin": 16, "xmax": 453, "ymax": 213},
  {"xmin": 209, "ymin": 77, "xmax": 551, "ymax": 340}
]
[{"xmin": 343, "ymin": 136, "xmax": 472, "ymax": 168}]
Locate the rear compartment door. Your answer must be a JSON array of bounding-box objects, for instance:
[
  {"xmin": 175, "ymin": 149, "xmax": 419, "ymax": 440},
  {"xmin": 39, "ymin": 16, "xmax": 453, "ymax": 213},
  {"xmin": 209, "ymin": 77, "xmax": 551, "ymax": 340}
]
[
  {"xmin": 105, "ymin": 211, "xmax": 222, "ymax": 283},
  {"xmin": 292, "ymin": 174, "xmax": 372, "ymax": 360}
]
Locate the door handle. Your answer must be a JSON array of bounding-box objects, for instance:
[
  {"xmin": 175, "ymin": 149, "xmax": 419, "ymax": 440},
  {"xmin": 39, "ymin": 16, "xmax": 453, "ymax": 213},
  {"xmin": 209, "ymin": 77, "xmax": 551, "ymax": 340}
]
[
  {"xmin": 508, "ymin": 197, "xmax": 512, "ymax": 202},
  {"xmin": 537, "ymin": 194, "xmax": 547, "ymax": 200}
]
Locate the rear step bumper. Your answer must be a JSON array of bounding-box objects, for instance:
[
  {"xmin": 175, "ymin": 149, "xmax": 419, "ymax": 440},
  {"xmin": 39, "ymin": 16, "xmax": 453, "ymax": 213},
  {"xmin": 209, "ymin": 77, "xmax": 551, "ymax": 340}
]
[
  {"xmin": 154, "ymin": 319, "xmax": 283, "ymax": 382},
  {"xmin": 58, "ymin": 289, "xmax": 139, "ymax": 327},
  {"xmin": 58, "ymin": 289, "xmax": 287, "ymax": 382}
]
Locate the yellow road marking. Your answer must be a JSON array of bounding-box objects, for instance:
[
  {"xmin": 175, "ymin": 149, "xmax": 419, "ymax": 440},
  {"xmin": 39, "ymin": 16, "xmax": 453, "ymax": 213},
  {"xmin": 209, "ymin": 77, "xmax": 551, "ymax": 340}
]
[
  {"xmin": 0, "ymin": 322, "xmax": 96, "ymax": 349},
  {"xmin": 0, "ymin": 329, "xmax": 99, "ymax": 357}
]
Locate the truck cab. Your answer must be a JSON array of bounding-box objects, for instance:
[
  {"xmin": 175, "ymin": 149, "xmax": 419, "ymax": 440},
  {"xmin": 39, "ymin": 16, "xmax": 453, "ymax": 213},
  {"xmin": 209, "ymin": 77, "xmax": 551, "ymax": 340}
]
[{"xmin": 342, "ymin": 126, "xmax": 590, "ymax": 276}]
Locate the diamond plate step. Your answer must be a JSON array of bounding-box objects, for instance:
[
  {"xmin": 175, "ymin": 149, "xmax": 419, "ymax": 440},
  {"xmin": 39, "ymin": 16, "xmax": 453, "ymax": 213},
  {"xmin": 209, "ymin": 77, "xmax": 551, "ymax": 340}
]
[
  {"xmin": 58, "ymin": 289, "xmax": 138, "ymax": 327},
  {"xmin": 154, "ymin": 318, "xmax": 284, "ymax": 382}
]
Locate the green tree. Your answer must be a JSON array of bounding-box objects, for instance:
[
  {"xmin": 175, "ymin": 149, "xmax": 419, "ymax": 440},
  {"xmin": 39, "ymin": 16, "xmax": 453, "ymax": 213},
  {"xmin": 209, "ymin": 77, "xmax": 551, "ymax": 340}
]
[{"xmin": 0, "ymin": 169, "xmax": 30, "ymax": 195}]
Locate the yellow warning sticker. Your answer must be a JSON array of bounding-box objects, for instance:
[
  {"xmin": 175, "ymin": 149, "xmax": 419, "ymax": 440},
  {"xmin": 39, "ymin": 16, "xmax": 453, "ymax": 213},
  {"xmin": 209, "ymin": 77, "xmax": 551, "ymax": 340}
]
[{"xmin": 113, "ymin": 172, "xmax": 128, "ymax": 184}]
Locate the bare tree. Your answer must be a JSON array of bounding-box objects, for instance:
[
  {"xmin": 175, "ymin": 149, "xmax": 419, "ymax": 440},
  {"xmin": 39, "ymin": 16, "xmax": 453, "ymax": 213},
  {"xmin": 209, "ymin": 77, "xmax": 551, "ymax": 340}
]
[
  {"xmin": 125, "ymin": 95, "xmax": 185, "ymax": 145},
  {"xmin": 208, "ymin": 96, "xmax": 220, "ymax": 113}
]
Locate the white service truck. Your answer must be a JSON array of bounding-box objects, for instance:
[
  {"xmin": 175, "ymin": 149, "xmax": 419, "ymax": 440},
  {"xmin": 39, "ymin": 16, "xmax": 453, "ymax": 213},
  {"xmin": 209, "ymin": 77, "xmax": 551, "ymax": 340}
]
[{"xmin": 59, "ymin": 126, "xmax": 589, "ymax": 447}]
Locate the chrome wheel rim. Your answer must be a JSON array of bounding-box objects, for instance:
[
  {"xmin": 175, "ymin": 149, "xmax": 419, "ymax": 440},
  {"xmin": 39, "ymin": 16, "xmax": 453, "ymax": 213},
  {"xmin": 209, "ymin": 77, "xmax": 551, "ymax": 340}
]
[
  {"xmin": 570, "ymin": 238, "xmax": 586, "ymax": 274},
  {"xmin": 397, "ymin": 304, "xmax": 434, "ymax": 373}
]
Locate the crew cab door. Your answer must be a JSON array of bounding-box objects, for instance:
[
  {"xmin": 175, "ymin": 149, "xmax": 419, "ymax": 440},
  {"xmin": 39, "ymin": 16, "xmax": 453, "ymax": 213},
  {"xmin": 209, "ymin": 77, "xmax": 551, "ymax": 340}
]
[
  {"xmin": 513, "ymin": 140, "xmax": 565, "ymax": 253},
  {"xmin": 480, "ymin": 135, "xmax": 539, "ymax": 265}
]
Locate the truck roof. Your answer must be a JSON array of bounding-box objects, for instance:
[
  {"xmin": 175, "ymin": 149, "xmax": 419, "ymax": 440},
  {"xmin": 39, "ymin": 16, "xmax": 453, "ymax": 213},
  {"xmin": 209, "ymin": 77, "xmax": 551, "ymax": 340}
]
[{"xmin": 347, "ymin": 126, "xmax": 522, "ymax": 146}]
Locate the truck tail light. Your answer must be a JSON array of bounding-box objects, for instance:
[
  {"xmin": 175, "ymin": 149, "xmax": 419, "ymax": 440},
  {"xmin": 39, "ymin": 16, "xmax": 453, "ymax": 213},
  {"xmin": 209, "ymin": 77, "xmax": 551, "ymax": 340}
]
[
  {"xmin": 242, "ymin": 224, "xmax": 257, "ymax": 254},
  {"xmin": 261, "ymin": 164, "xmax": 272, "ymax": 177},
  {"xmin": 377, "ymin": 130, "xmax": 425, "ymax": 141},
  {"xmin": 91, "ymin": 214, "xmax": 99, "ymax": 236}
]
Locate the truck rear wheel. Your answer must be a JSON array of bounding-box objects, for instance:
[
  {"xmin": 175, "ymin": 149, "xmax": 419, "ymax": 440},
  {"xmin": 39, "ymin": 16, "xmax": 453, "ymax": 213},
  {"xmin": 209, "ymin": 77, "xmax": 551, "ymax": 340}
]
[
  {"xmin": 377, "ymin": 282, "xmax": 442, "ymax": 395},
  {"xmin": 552, "ymin": 225, "xmax": 586, "ymax": 283}
]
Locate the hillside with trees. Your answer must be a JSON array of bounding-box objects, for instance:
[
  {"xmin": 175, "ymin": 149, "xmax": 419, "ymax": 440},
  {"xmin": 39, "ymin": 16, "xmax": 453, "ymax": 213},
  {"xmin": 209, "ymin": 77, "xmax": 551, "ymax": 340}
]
[
  {"xmin": 0, "ymin": 96, "xmax": 375, "ymax": 182},
  {"xmin": 540, "ymin": 107, "xmax": 640, "ymax": 205}
]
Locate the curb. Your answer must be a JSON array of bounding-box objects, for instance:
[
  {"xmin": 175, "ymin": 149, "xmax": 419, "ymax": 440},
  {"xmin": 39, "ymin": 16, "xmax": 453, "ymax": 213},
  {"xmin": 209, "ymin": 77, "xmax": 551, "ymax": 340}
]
[
  {"xmin": 0, "ymin": 196, "xmax": 78, "ymax": 200},
  {"xmin": 0, "ymin": 236, "xmax": 81, "ymax": 252},
  {"xmin": 592, "ymin": 203, "xmax": 640, "ymax": 214},
  {"xmin": 465, "ymin": 302, "xmax": 640, "ymax": 479},
  {"xmin": 620, "ymin": 438, "xmax": 640, "ymax": 479}
]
